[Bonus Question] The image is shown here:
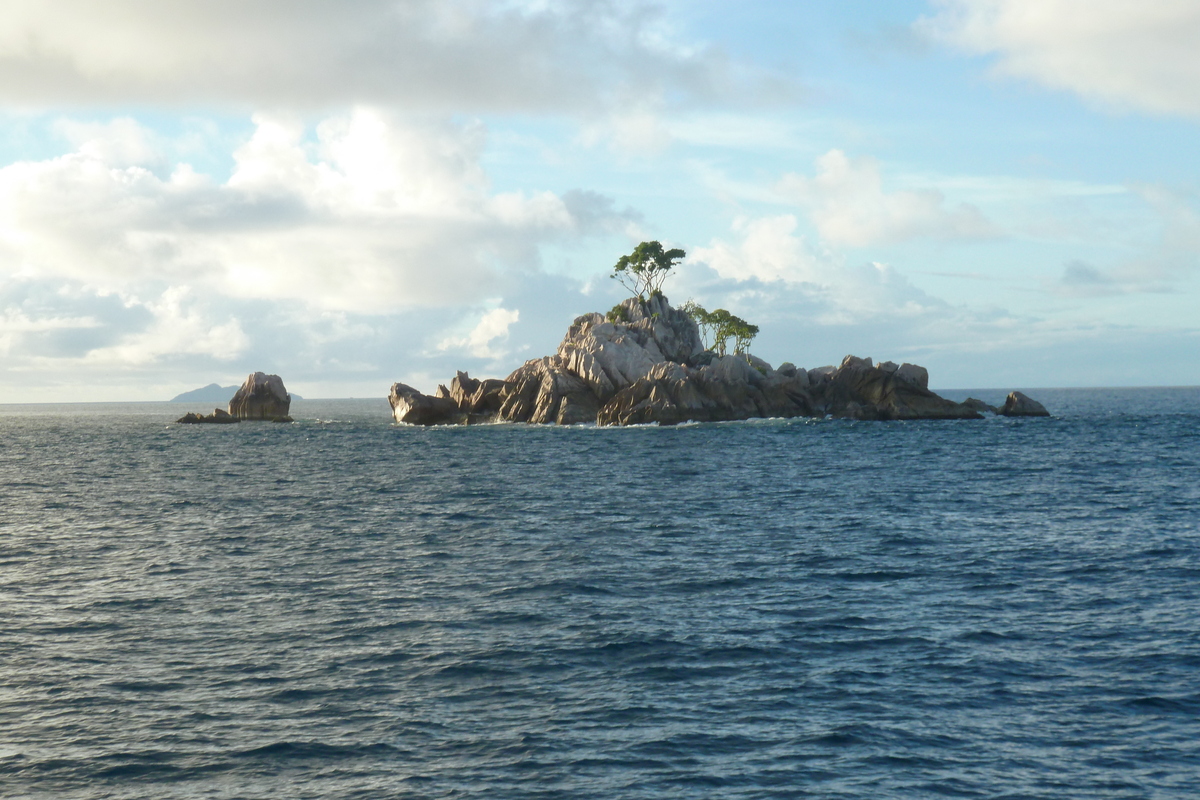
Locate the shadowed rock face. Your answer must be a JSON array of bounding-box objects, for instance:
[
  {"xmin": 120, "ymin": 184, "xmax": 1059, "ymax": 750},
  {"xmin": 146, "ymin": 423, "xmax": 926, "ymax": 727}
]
[
  {"xmin": 228, "ymin": 372, "xmax": 292, "ymax": 421},
  {"xmin": 388, "ymin": 295, "xmax": 1045, "ymax": 426},
  {"xmin": 963, "ymin": 397, "xmax": 1000, "ymax": 415},
  {"xmin": 176, "ymin": 408, "xmax": 240, "ymax": 424},
  {"xmin": 809, "ymin": 355, "xmax": 980, "ymax": 421},
  {"xmin": 595, "ymin": 356, "xmax": 815, "ymax": 426},
  {"xmin": 958, "ymin": 392, "xmax": 1051, "ymax": 417},
  {"xmin": 1001, "ymin": 391, "xmax": 1050, "ymax": 417}
]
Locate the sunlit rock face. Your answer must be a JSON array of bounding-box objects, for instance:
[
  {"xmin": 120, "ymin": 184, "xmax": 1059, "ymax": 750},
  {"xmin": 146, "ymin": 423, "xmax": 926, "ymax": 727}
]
[
  {"xmin": 497, "ymin": 356, "xmax": 600, "ymax": 425},
  {"xmin": 388, "ymin": 295, "xmax": 1042, "ymax": 426},
  {"xmin": 228, "ymin": 372, "xmax": 292, "ymax": 421},
  {"xmin": 389, "ymin": 382, "xmax": 461, "ymax": 426},
  {"xmin": 556, "ymin": 295, "xmax": 704, "ymax": 405}
]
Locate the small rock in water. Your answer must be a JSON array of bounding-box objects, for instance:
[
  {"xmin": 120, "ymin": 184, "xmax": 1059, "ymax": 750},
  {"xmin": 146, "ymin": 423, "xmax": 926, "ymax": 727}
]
[
  {"xmin": 389, "ymin": 382, "xmax": 462, "ymax": 425},
  {"xmin": 963, "ymin": 397, "xmax": 1000, "ymax": 415},
  {"xmin": 176, "ymin": 408, "xmax": 240, "ymax": 424},
  {"xmin": 1001, "ymin": 391, "xmax": 1050, "ymax": 417},
  {"xmin": 228, "ymin": 372, "xmax": 292, "ymax": 421}
]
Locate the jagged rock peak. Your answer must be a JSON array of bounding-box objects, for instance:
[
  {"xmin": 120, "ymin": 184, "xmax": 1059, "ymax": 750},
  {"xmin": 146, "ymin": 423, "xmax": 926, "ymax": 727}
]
[
  {"xmin": 229, "ymin": 372, "xmax": 292, "ymax": 421},
  {"xmin": 555, "ymin": 294, "xmax": 705, "ymax": 405},
  {"xmin": 615, "ymin": 294, "xmax": 705, "ymax": 364},
  {"xmin": 562, "ymin": 294, "xmax": 703, "ymax": 362}
]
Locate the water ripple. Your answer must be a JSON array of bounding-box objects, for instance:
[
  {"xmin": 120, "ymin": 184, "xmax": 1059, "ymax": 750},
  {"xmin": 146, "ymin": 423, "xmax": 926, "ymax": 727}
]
[{"xmin": 1, "ymin": 390, "xmax": 1198, "ymax": 798}]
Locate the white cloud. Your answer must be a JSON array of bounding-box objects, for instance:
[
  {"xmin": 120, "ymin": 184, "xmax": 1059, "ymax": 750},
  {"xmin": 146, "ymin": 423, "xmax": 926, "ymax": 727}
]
[
  {"xmin": 0, "ymin": 307, "xmax": 98, "ymax": 357},
  {"xmin": 438, "ymin": 307, "xmax": 521, "ymax": 359},
  {"xmin": 687, "ymin": 213, "xmax": 948, "ymax": 326},
  {"xmin": 52, "ymin": 117, "xmax": 164, "ymax": 168},
  {"xmin": 82, "ymin": 287, "xmax": 248, "ymax": 366},
  {"xmin": 777, "ymin": 149, "xmax": 996, "ymax": 247},
  {"xmin": 578, "ymin": 105, "xmax": 675, "ymax": 155},
  {"xmin": 920, "ymin": 0, "xmax": 1200, "ymax": 118},
  {"xmin": 0, "ymin": 109, "xmax": 611, "ymax": 314},
  {"xmin": 0, "ymin": 0, "xmax": 745, "ymax": 114},
  {"xmin": 689, "ymin": 215, "xmax": 829, "ymax": 285},
  {"xmin": 0, "ymin": 108, "xmax": 642, "ymax": 397},
  {"xmin": 1053, "ymin": 185, "xmax": 1200, "ymax": 295},
  {"xmin": 679, "ymin": 213, "xmax": 1187, "ymax": 388},
  {"xmin": 0, "ymin": 276, "xmax": 244, "ymax": 386}
]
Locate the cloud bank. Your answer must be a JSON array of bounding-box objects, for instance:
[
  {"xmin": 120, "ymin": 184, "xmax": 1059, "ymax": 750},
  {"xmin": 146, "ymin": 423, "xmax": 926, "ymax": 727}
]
[
  {"xmin": 921, "ymin": 0, "xmax": 1200, "ymax": 118},
  {"xmin": 0, "ymin": 108, "xmax": 631, "ymax": 398},
  {"xmin": 778, "ymin": 150, "xmax": 996, "ymax": 247},
  {"xmin": 0, "ymin": 109, "xmax": 614, "ymax": 313},
  {"xmin": 438, "ymin": 307, "xmax": 521, "ymax": 360},
  {"xmin": 0, "ymin": 0, "xmax": 750, "ymax": 113},
  {"xmin": 2, "ymin": 3, "xmax": 1196, "ymax": 400}
]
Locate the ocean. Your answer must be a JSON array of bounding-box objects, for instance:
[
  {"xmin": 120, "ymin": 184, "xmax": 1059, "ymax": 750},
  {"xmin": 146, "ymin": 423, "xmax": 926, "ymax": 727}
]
[{"xmin": 2, "ymin": 387, "xmax": 1198, "ymax": 798}]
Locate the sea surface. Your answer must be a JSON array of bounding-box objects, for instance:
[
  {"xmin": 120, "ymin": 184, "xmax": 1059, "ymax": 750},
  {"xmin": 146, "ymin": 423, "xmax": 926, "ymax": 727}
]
[{"xmin": 2, "ymin": 387, "xmax": 1199, "ymax": 799}]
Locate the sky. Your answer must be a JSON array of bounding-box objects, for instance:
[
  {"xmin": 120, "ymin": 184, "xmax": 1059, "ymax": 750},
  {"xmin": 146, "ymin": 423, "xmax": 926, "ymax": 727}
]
[{"xmin": 0, "ymin": 0, "xmax": 1197, "ymax": 401}]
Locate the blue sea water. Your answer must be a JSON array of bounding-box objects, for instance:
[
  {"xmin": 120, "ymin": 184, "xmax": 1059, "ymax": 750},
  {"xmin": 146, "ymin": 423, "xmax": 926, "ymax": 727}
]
[{"xmin": 1, "ymin": 387, "xmax": 1199, "ymax": 799}]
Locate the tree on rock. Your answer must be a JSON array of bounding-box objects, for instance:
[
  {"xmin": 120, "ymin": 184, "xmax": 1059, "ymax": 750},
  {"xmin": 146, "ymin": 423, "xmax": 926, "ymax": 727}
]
[
  {"xmin": 709, "ymin": 309, "xmax": 759, "ymax": 356},
  {"xmin": 681, "ymin": 301, "xmax": 758, "ymax": 356},
  {"xmin": 612, "ymin": 241, "xmax": 686, "ymax": 299},
  {"xmin": 728, "ymin": 316, "xmax": 759, "ymax": 355},
  {"xmin": 680, "ymin": 299, "xmax": 717, "ymax": 348}
]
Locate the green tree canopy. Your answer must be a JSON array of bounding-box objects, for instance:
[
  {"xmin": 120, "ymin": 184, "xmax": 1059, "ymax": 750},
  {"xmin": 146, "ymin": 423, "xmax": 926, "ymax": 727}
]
[
  {"xmin": 680, "ymin": 300, "xmax": 759, "ymax": 356},
  {"xmin": 728, "ymin": 316, "xmax": 760, "ymax": 355},
  {"xmin": 611, "ymin": 241, "xmax": 686, "ymax": 299},
  {"xmin": 680, "ymin": 299, "xmax": 717, "ymax": 349}
]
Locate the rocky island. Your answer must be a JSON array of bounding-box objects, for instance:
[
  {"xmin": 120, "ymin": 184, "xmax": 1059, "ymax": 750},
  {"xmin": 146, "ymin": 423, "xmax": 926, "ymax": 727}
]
[
  {"xmin": 177, "ymin": 372, "xmax": 293, "ymax": 423},
  {"xmin": 389, "ymin": 292, "xmax": 1049, "ymax": 427}
]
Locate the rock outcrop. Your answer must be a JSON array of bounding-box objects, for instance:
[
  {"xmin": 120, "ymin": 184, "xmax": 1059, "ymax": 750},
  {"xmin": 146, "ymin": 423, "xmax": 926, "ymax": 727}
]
[
  {"xmin": 388, "ymin": 295, "xmax": 1047, "ymax": 426},
  {"xmin": 176, "ymin": 408, "xmax": 240, "ymax": 424},
  {"xmin": 1000, "ymin": 391, "xmax": 1050, "ymax": 417},
  {"xmin": 595, "ymin": 355, "xmax": 815, "ymax": 426},
  {"xmin": 963, "ymin": 397, "xmax": 1001, "ymax": 415},
  {"xmin": 228, "ymin": 372, "xmax": 292, "ymax": 421},
  {"xmin": 390, "ymin": 382, "xmax": 463, "ymax": 426},
  {"xmin": 806, "ymin": 355, "xmax": 980, "ymax": 421}
]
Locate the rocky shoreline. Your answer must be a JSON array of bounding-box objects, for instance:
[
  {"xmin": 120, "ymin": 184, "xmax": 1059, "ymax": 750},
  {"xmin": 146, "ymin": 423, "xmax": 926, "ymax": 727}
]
[{"xmin": 389, "ymin": 295, "xmax": 1049, "ymax": 427}]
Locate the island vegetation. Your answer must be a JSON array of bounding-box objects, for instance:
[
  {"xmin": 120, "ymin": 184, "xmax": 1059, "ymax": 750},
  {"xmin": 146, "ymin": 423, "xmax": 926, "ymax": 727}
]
[
  {"xmin": 680, "ymin": 301, "xmax": 759, "ymax": 357},
  {"xmin": 610, "ymin": 240, "xmax": 686, "ymax": 299},
  {"xmin": 608, "ymin": 242, "xmax": 761, "ymax": 358}
]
